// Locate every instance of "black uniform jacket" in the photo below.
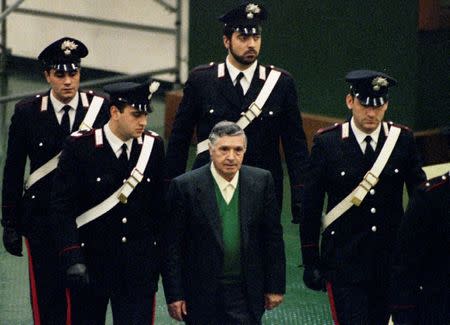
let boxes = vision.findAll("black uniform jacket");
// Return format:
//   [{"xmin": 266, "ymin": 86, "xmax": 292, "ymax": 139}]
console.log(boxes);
[
  {"xmin": 165, "ymin": 62, "xmax": 308, "ymax": 222},
  {"xmin": 1, "ymin": 90, "xmax": 109, "ymax": 235},
  {"xmin": 50, "ymin": 129, "xmax": 165, "ymax": 294},
  {"xmin": 162, "ymin": 164, "xmax": 286, "ymax": 322},
  {"xmin": 391, "ymin": 173, "xmax": 450, "ymax": 320},
  {"xmin": 300, "ymin": 121, "xmax": 426, "ymax": 285}
]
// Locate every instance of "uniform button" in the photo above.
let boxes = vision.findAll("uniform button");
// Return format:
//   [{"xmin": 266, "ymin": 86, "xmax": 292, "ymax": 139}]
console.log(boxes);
[
  {"xmin": 123, "ymin": 179, "xmax": 127, "ymax": 183},
  {"xmin": 31, "ymin": 195, "xmax": 36, "ymax": 199},
  {"xmin": 81, "ymin": 242, "xmax": 85, "ymax": 247},
  {"xmin": 330, "ymin": 230, "xmax": 335, "ymax": 235},
  {"xmin": 340, "ymin": 171, "xmax": 346, "ymax": 176},
  {"xmin": 389, "ymin": 121, "xmax": 394, "ymax": 125},
  {"xmin": 369, "ymin": 189, "xmax": 375, "ymax": 195},
  {"xmin": 370, "ymin": 207, "xmax": 376, "ymax": 214},
  {"xmin": 96, "ymin": 177, "xmax": 101, "ymax": 182},
  {"xmin": 38, "ymin": 142, "xmax": 43, "ymax": 147},
  {"xmin": 419, "ymin": 286, "xmax": 423, "ymax": 290},
  {"xmin": 209, "ymin": 109, "xmax": 214, "ymax": 114},
  {"xmin": 122, "ymin": 217, "xmax": 127, "ymax": 224},
  {"xmin": 371, "ymin": 226, "xmax": 377, "ymax": 232},
  {"xmin": 269, "ymin": 111, "xmax": 274, "ymax": 116},
  {"xmin": 442, "ymin": 175, "xmax": 447, "ymax": 180},
  {"xmin": 425, "ymin": 182, "xmax": 430, "ymax": 187},
  {"xmin": 153, "ymin": 241, "xmax": 157, "ymax": 246},
  {"xmin": 36, "ymin": 94, "xmax": 41, "ymax": 98},
  {"xmin": 146, "ymin": 178, "xmax": 151, "ymax": 182},
  {"xmin": 89, "ymin": 90, "xmax": 93, "ymax": 94},
  {"xmin": 394, "ymin": 168, "xmax": 399, "ymax": 173},
  {"xmin": 121, "ymin": 237, "xmax": 127, "ymax": 243},
  {"xmin": 240, "ymin": 112, "xmax": 245, "ymax": 116}
]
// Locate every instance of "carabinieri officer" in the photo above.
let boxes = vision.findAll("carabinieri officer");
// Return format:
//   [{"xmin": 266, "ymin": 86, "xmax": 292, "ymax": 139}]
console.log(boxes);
[
  {"xmin": 165, "ymin": 2, "xmax": 309, "ymax": 223},
  {"xmin": 1, "ymin": 37, "xmax": 109, "ymax": 325},
  {"xmin": 300, "ymin": 70, "xmax": 426, "ymax": 324},
  {"xmin": 50, "ymin": 81, "xmax": 164, "ymax": 324}
]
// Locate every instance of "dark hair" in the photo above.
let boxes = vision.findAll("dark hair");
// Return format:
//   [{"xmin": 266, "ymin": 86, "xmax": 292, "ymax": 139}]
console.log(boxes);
[{"xmin": 208, "ymin": 121, "xmax": 247, "ymax": 147}]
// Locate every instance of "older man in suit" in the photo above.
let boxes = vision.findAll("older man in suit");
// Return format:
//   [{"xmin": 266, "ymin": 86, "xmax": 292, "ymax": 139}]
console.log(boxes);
[{"xmin": 163, "ymin": 121, "xmax": 286, "ymax": 325}]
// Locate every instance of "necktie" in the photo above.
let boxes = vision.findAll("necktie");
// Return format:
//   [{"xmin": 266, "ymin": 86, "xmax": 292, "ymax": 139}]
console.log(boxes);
[
  {"xmin": 364, "ymin": 135, "xmax": 376, "ymax": 166},
  {"xmin": 235, "ymin": 72, "xmax": 245, "ymax": 99},
  {"xmin": 119, "ymin": 143, "xmax": 129, "ymax": 169},
  {"xmin": 61, "ymin": 105, "xmax": 71, "ymax": 136}
]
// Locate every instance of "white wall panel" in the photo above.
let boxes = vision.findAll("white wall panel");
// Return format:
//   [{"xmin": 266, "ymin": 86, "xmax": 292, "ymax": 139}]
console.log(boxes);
[{"xmin": 5, "ymin": 0, "xmax": 189, "ymax": 81}]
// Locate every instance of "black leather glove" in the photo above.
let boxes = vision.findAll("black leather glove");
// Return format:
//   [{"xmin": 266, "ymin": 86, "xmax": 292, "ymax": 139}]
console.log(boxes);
[
  {"xmin": 303, "ymin": 265, "xmax": 326, "ymax": 291},
  {"xmin": 2, "ymin": 227, "xmax": 23, "ymax": 256},
  {"xmin": 66, "ymin": 263, "xmax": 90, "ymax": 288}
]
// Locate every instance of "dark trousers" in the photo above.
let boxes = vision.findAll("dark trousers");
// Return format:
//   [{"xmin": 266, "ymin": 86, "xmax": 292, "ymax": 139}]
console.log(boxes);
[
  {"xmin": 185, "ymin": 282, "xmax": 260, "ymax": 325},
  {"xmin": 326, "ymin": 282, "xmax": 390, "ymax": 325},
  {"xmin": 25, "ymin": 237, "xmax": 67, "ymax": 325},
  {"xmin": 68, "ymin": 285, "xmax": 155, "ymax": 325}
]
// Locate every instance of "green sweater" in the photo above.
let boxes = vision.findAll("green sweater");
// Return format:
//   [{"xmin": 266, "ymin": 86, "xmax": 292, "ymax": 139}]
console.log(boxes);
[{"xmin": 214, "ymin": 181, "xmax": 241, "ymax": 283}]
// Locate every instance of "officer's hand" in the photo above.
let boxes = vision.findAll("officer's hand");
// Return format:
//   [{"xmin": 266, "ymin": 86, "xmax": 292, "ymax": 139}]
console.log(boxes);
[
  {"xmin": 264, "ymin": 293, "xmax": 283, "ymax": 310},
  {"xmin": 168, "ymin": 300, "xmax": 187, "ymax": 321},
  {"xmin": 303, "ymin": 265, "xmax": 326, "ymax": 291},
  {"xmin": 66, "ymin": 263, "xmax": 89, "ymax": 288},
  {"xmin": 2, "ymin": 227, "xmax": 23, "ymax": 256}
]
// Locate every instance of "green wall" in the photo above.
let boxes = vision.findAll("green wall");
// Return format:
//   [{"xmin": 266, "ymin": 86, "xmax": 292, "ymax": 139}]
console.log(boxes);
[{"xmin": 189, "ymin": 1, "xmax": 448, "ymax": 131}]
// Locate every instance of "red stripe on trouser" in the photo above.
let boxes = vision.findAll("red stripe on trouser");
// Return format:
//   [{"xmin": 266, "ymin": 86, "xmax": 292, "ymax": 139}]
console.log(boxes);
[
  {"xmin": 326, "ymin": 281, "xmax": 340, "ymax": 325},
  {"xmin": 151, "ymin": 293, "xmax": 156, "ymax": 325},
  {"xmin": 65, "ymin": 288, "xmax": 72, "ymax": 325},
  {"xmin": 25, "ymin": 239, "xmax": 41, "ymax": 325}
]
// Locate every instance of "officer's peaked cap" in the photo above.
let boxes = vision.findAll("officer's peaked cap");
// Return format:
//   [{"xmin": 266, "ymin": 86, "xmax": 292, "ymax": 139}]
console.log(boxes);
[
  {"xmin": 38, "ymin": 37, "xmax": 88, "ymax": 72},
  {"xmin": 346, "ymin": 70, "xmax": 397, "ymax": 107},
  {"xmin": 219, "ymin": 2, "xmax": 268, "ymax": 35},
  {"xmin": 103, "ymin": 81, "xmax": 160, "ymax": 113}
]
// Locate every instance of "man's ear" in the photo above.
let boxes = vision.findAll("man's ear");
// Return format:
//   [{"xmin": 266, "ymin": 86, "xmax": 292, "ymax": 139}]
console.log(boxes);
[
  {"xmin": 44, "ymin": 71, "xmax": 51, "ymax": 83},
  {"xmin": 345, "ymin": 94, "xmax": 353, "ymax": 110},
  {"xmin": 110, "ymin": 105, "xmax": 120, "ymax": 119},
  {"xmin": 223, "ymin": 35, "xmax": 230, "ymax": 50}
]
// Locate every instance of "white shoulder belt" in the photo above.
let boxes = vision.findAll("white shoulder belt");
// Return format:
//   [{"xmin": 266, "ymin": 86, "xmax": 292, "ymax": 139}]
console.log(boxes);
[
  {"xmin": 76, "ymin": 134, "xmax": 155, "ymax": 228},
  {"xmin": 25, "ymin": 95, "xmax": 104, "ymax": 190},
  {"xmin": 322, "ymin": 125, "xmax": 401, "ymax": 230},
  {"xmin": 196, "ymin": 68, "xmax": 282, "ymax": 155}
]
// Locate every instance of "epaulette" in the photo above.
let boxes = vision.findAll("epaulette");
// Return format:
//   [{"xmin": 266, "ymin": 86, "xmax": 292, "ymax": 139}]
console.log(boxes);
[
  {"xmin": 421, "ymin": 173, "xmax": 449, "ymax": 192},
  {"xmin": 191, "ymin": 62, "xmax": 216, "ymax": 73},
  {"xmin": 144, "ymin": 130, "xmax": 160, "ymax": 138},
  {"xmin": 316, "ymin": 123, "xmax": 341, "ymax": 135},
  {"xmin": 70, "ymin": 129, "xmax": 95, "ymax": 138},
  {"xmin": 386, "ymin": 121, "xmax": 411, "ymax": 131},
  {"xmin": 265, "ymin": 64, "xmax": 292, "ymax": 77}
]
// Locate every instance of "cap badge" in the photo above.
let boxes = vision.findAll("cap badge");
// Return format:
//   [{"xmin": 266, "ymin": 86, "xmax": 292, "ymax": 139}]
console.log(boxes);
[
  {"xmin": 371, "ymin": 76, "xmax": 388, "ymax": 91},
  {"xmin": 148, "ymin": 81, "xmax": 160, "ymax": 101},
  {"xmin": 246, "ymin": 3, "xmax": 261, "ymax": 19},
  {"xmin": 61, "ymin": 40, "xmax": 78, "ymax": 56}
]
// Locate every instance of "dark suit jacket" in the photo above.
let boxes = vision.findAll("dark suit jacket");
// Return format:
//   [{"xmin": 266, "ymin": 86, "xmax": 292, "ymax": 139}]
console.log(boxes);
[
  {"xmin": 162, "ymin": 164, "xmax": 286, "ymax": 322},
  {"xmin": 50, "ymin": 129, "xmax": 165, "ymax": 294},
  {"xmin": 165, "ymin": 62, "xmax": 308, "ymax": 223},
  {"xmin": 391, "ymin": 173, "xmax": 450, "ymax": 324},
  {"xmin": 300, "ymin": 121, "xmax": 426, "ymax": 285},
  {"xmin": 1, "ymin": 90, "xmax": 109, "ymax": 236}
]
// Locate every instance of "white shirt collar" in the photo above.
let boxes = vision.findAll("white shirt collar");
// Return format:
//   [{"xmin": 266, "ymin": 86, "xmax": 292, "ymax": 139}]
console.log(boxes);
[
  {"xmin": 50, "ymin": 90, "xmax": 79, "ymax": 113},
  {"xmin": 210, "ymin": 162, "xmax": 239, "ymax": 191},
  {"xmin": 103, "ymin": 122, "xmax": 133, "ymax": 158},
  {"xmin": 225, "ymin": 56, "xmax": 258, "ymax": 85},
  {"xmin": 350, "ymin": 117, "xmax": 381, "ymax": 147}
]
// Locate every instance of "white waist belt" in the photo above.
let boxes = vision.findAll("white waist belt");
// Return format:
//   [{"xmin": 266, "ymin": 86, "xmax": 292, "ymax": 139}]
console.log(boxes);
[
  {"xmin": 76, "ymin": 134, "xmax": 155, "ymax": 228},
  {"xmin": 25, "ymin": 96, "xmax": 104, "ymax": 190},
  {"xmin": 196, "ymin": 69, "xmax": 282, "ymax": 155},
  {"xmin": 322, "ymin": 126, "xmax": 401, "ymax": 230}
]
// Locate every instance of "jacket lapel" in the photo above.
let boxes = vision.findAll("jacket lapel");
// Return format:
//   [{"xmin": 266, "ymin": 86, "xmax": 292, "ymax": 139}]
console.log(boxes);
[
  {"xmin": 238, "ymin": 167, "xmax": 256, "ymax": 253},
  {"xmin": 196, "ymin": 165, "xmax": 224, "ymax": 250},
  {"xmin": 216, "ymin": 64, "xmax": 244, "ymax": 111},
  {"xmin": 73, "ymin": 92, "xmax": 87, "ymax": 131}
]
